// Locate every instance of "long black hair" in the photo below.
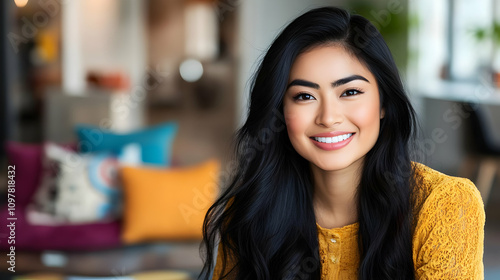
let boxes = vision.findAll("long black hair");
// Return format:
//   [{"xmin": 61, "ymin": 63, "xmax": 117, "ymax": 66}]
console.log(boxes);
[{"xmin": 200, "ymin": 6, "xmax": 418, "ymax": 280}]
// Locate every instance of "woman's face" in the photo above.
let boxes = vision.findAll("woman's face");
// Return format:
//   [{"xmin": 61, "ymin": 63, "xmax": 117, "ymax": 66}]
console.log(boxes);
[{"xmin": 283, "ymin": 44, "xmax": 384, "ymax": 172}]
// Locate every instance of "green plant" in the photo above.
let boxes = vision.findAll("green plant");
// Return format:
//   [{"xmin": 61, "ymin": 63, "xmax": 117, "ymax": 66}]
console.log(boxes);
[{"xmin": 472, "ymin": 22, "xmax": 500, "ymax": 45}]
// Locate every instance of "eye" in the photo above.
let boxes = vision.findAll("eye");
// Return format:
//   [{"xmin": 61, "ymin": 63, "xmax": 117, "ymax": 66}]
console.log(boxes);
[
  {"xmin": 341, "ymin": 89, "xmax": 364, "ymax": 97},
  {"xmin": 293, "ymin": 93, "xmax": 316, "ymax": 101}
]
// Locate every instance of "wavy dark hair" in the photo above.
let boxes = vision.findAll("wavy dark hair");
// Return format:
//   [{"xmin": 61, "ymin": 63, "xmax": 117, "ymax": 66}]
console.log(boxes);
[{"xmin": 200, "ymin": 6, "xmax": 418, "ymax": 280}]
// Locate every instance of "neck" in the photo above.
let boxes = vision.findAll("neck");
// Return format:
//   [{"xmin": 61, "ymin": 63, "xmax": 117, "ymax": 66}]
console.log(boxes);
[{"xmin": 311, "ymin": 161, "xmax": 362, "ymax": 229}]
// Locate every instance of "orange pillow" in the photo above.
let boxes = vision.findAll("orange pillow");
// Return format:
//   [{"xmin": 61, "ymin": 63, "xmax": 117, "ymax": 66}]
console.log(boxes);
[{"xmin": 120, "ymin": 160, "xmax": 220, "ymax": 243}]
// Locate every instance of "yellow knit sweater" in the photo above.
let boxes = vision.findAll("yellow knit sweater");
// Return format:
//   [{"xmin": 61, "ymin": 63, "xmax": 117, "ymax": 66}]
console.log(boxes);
[{"xmin": 212, "ymin": 162, "xmax": 485, "ymax": 279}]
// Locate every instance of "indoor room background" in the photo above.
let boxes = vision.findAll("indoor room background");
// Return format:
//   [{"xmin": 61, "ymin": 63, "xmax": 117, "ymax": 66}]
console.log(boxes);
[{"xmin": 0, "ymin": 0, "xmax": 499, "ymax": 279}]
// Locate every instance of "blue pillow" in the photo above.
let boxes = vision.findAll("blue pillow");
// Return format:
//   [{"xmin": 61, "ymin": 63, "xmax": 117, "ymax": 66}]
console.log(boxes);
[{"xmin": 75, "ymin": 122, "xmax": 178, "ymax": 166}]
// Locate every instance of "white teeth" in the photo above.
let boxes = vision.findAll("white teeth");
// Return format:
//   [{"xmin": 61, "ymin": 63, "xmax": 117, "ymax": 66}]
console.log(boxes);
[{"xmin": 314, "ymin": 133, "xmax": 353, "ymax": 144}]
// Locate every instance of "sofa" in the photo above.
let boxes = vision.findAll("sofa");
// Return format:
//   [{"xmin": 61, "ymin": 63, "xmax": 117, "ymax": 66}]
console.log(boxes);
[{"xmin": 1, "ymin": 122, "xmax": 220, "ymax": 277}]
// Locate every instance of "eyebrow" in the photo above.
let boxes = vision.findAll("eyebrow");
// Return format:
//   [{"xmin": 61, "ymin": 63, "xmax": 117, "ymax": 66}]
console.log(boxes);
[{"xmin": 287, "ymin": 74, "xmax": 370, "ymax": 89}]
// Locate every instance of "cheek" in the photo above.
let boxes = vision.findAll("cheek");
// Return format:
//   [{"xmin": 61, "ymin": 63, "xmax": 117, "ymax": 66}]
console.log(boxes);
[
  {"xmin": 284, "ymin": 106, "xmax": 311, "ymax": 138},
  {"xmin": 350, "ymin": 100, "xmax": 381, "ymax": 134},
  {"xmin": 284, "ymin": 112, "xmax": 302, "ymax": 137},
  {"xmin": 284, "ymin": 109, "xmax": 311, "ymax": 156}
]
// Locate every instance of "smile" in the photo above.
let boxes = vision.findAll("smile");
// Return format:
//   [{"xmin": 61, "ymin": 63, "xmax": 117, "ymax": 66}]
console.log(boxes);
[
  {"xmin": 312, "ymin": 133, "xmax": 353, "ymax": 143},
  {"xmin": 310, "ymin": 132, "xmax": 355, "ymax": 151}
]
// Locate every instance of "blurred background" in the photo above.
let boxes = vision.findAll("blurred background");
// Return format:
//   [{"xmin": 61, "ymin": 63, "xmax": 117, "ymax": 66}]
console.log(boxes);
[{"xmin": 0, "ymin": 0, "xmax": 499, "ymax": 279}]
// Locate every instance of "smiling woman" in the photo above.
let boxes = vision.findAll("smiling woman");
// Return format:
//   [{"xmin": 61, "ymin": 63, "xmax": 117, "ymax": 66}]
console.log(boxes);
[
  {"xmin": 200, "ymin": 6, "xmax": 485, "ymax": 280},
  {"xmin": 284, "ymin": 45, "xmax": 383, "ymax": 231}
]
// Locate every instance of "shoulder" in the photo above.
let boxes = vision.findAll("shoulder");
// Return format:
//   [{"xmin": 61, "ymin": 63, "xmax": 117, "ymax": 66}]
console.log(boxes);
[
  {"xmin": 410, "ymin": 162, "xmax": 485, "ymax": 234},
  {"xmin": 411, "ymin": 162, "xmax": 486, "ymax": 278},
  {"xmin": 411, "ymin": 162, "xmax": 484, "ymax": 218},
  {"xmin": 411, "ymin": 162, "xmax": 485, "ymax": 239}
]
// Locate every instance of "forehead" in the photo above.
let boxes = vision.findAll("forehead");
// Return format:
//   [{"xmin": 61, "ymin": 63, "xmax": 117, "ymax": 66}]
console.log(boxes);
[{"xmin": 288, "ymin": 45, "xmax": 374, "ymax": 81}]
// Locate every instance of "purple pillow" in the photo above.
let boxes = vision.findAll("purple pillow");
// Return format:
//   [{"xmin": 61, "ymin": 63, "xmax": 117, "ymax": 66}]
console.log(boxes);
[{"xmin": 5, "ymin": 142, "xmax": 44, "ymax": 207}]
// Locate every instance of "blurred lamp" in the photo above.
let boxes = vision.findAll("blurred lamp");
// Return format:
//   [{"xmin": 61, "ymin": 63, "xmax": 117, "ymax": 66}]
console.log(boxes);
[
  {"xmin": 14, "ymin": 0, "xmax": 28, "ymax": 7},
  {"xmin": 179, "ymin": 59, "xmax": 203, "ymax": 82}
]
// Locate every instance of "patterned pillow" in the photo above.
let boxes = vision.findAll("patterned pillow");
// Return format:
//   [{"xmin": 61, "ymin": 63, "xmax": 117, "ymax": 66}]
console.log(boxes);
[{"xmin": 28, "ymin": 143, "xmax": 121, "ymax": 224}]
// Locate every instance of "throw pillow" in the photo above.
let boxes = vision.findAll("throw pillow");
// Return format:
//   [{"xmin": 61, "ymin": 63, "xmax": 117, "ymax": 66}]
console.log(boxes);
[
  {"xmin": 120, "ymin": 159, "xmax": 220, "ymax": 243},
  {"xmin": 75, "ymin": 122, "xmax": 178, "ymax": 166},
  {"xmin": 29, "ymin": 143, "xmax": 121, "ymax": 224},
  {"xmin": 5, "ymin": 142, "xmax": 44, "ymax": 207}
]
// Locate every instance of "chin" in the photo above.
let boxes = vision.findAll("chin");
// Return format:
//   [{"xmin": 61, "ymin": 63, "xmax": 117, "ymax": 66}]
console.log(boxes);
[{"xmin": 311, "ymin": 158, "xmax": 361, "ymax": 172}]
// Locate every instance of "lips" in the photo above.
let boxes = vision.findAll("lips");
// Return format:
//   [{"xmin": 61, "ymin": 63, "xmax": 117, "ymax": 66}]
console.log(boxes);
[{"xmin": 310, "ymin": 132, "xmax": 355, "ymax": 151}]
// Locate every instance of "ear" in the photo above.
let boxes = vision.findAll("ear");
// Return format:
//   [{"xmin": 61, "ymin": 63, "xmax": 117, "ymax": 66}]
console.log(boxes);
[{"xmin": 380, "ymin": 108, "xmax": 385, "ymax": 119}]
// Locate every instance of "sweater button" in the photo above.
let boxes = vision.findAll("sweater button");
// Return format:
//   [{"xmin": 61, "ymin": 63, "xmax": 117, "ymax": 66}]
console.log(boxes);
[
  {"xmin": 330, "ymin": 238, "xmax": 337, "ymax": 243},
  {"xmin": 330, "ymin": 256, "xmax": 337, "ymax": 263}
]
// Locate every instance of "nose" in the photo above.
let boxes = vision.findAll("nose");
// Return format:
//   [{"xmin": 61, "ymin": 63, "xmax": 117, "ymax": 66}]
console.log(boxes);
[{"xmin": 315, "ymin": 99, "xmax": 343, "ymax": 127}]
